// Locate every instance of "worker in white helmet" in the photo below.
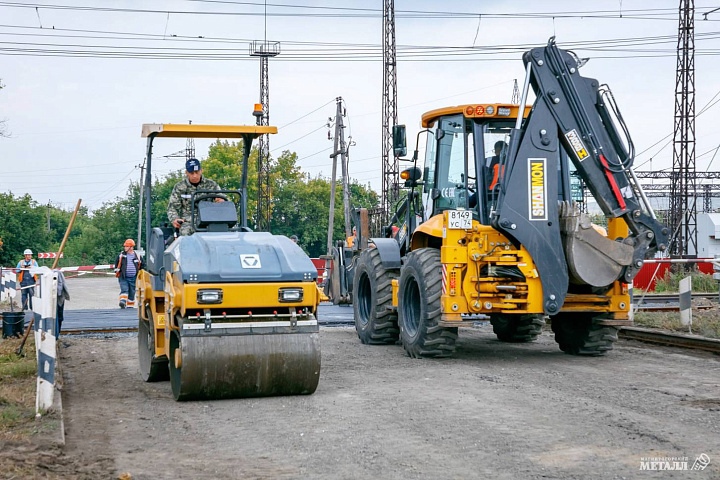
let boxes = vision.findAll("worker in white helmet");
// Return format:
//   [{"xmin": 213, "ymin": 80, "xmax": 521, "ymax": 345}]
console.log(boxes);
[{"xmin": 15, "ymin": 249, "xmax": 39, "ymax": 310}]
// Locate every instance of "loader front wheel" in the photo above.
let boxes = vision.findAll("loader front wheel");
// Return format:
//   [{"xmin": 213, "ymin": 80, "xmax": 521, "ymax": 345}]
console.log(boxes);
[
  {"xmin": 491, "ymin": 314, "xmax": 545, "ymax": 343},
  {"xmin": 398, "ymin": 249, "xmax": 458, "ymax": 358},
  {"xmin": 353, "ymin": 248, "xmax": 399, "ymax": 344},
  {"xmin": 551, "ymin": 313, "xmax": 619, "ymax": 356}
]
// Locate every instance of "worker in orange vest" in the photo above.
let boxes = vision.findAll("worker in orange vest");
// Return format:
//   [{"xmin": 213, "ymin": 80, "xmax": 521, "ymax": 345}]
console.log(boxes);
[
  {"xmin": 15, "ymin": 249, "xmax": 38, "ymax": 310},
  {"xmin": 486, "ymin": 140, "xmax": 507, "ymax": 191},
  {"xmin": 114, "ymin": 239, "xmax": 143, "ymax": 309}
]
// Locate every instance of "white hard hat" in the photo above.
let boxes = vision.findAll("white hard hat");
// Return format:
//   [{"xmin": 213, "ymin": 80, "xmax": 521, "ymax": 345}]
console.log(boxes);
[{"xmin": 23, "ymin": 249, "xmax": 33, "ymax": 255}]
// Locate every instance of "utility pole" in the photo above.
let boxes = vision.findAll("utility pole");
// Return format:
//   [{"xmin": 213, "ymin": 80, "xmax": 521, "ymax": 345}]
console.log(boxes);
[
  {"xmin": 381, "ymin": 0, "xmax": 399, "ymax": 223},
  {"xmin": 136, "ymin": 161, "xmax": 145, "ymax": 252},
  {"xmin": 332, "ymin": 98, "xmax": 352, "ymax": 238}
]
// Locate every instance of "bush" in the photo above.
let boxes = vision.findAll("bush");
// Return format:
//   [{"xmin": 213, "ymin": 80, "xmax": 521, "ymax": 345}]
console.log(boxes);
[{"xmin": 653, "ymin": 271, "xmax": 719, "ymax": 293}]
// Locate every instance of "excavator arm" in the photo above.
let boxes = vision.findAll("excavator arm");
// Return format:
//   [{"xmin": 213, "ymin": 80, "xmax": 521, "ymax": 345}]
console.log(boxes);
[{"xmin": 492, "ymin": 37, "xmax": 669, "ymax": 315}]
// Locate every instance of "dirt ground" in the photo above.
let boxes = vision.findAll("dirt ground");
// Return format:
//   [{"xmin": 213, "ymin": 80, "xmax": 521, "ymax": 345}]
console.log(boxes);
[{"xmin": 4, "ymin": 276, "xmax": 720, "ymax": 479}]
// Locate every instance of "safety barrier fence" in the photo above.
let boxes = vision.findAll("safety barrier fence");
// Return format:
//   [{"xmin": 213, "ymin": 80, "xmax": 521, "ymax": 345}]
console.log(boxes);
[{"xmin": 0, "ymin": 266, "xmax": 59, "ymax": 414}]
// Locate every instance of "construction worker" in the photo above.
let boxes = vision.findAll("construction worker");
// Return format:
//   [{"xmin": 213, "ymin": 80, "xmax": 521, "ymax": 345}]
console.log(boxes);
[
  {"xmin": 486, "ymin": 140, "xmax": 507, "ymax": 191},
  {"xmin": 167, "ymin": 158, "xmax": 224, "ymax": 236},
  {"xmin": 346, "ymin": 226, "xmax": 357, "ymax": 248},
  {"xmin": 15, "ymin": 249, "xmax": 38, "ymax": 310},
  {"xmin": 114, "ymin": 239, "xmax": 142, "ymax": 309}
]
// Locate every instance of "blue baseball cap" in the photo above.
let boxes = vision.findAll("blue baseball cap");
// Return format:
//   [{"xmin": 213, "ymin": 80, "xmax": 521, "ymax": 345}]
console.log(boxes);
[{"xmin": 186, "ymin": 158, "xmax": 201, "ymax": 172}]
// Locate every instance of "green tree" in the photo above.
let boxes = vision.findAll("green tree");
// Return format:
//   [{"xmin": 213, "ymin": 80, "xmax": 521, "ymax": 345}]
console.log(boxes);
[{"xmin": 0, "ymin": 193, "xmax": 52, "ymax": 266}]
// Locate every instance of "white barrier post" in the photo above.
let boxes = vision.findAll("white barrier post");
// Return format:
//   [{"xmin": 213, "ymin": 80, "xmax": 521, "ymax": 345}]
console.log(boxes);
[
  {"xmin": 0, "ymin": 267, "xmax": 18, "ymax": 304},
  {"xmin": 679, "ymin": 276, "xmax": 692, "ymax": 334},
  {"xmin": 33, "ymin": 266, "xmax": 57, "ymax": 414}
]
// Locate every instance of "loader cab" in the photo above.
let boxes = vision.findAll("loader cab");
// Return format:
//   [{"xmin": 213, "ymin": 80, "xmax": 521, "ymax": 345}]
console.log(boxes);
[
  {"xmin": 419, "ymin": 104, "xmax": 584, "ymax": 224},
  {"xmin": 421, "ymin": 107, "xmax": 517, "ymax": 225}
]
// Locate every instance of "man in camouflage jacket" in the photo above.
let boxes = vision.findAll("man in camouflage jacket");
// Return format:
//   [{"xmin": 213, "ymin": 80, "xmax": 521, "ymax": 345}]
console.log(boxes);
[{"xmin": 167, "ymin": 158, "xmax": 223, "ymax": 236}]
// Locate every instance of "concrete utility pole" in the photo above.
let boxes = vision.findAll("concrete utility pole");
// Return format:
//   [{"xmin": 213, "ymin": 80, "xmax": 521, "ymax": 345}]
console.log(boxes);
[
  {"xmin": 136, "ymin": 161, "xmax": 145, "ymax": 252},
  {"xmin": 381, "ymin": 0, "xmax": 399, "ymax": 223},
  {"xmin": 334, "ymin": 98, "xmax": 352, "ymax": 238},
  {"xmin": 324, "ymin": 98, "xmax": 352, "ymax": 279},
  {"xmin": 669, "ymin": 0, "xmax": 696, "ymax": 256}
]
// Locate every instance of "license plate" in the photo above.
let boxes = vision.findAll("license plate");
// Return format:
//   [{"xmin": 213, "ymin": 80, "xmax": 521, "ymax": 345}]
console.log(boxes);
[{"xmin": 448, "ymin": 210, "xmax": 472, "ymax": 229}]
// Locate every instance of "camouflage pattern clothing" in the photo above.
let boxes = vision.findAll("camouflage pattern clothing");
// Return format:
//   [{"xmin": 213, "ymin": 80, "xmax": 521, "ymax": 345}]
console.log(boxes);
[{"xmin": 167, "ymin": 176, "xmax": 222, "ymax": 235}]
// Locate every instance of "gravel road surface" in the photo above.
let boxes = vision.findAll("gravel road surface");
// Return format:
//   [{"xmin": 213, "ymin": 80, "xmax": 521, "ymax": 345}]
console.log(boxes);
[{"xmin": 57, "ymin": 320, "xmax": 720, "ymax": 479}]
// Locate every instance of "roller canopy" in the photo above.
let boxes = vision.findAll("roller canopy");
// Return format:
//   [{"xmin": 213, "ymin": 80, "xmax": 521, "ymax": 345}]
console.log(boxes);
[{"xmin": 141, "ymin": 123, "xmax": 277, "ymax": 138}]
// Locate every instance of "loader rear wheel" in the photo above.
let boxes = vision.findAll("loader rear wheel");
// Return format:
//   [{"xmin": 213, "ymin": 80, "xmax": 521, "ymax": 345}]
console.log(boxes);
[
  {"xmin": 138, "ymin": 308, "xmax": 169, "ymax": 382},
  {"xmin": 551, "ymin": 313, "xmax": 619, "ymax": 356},
  {"xmin": 491, "ymin": 314, "xmax": 545, "ymax": 343},
  {"xmin": 353, "ymin": 248, "xmax": 399, "ymax": 345},
  {"xmin": 398, "ymin": 249, "xmax": 458, "ymax": 358}
]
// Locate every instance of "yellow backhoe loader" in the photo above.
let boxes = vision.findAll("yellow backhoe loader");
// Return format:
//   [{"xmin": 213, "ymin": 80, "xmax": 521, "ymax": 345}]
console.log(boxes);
[{"xmin": 353, "ymin": 38, "xmax": 668, "ymax": 357}]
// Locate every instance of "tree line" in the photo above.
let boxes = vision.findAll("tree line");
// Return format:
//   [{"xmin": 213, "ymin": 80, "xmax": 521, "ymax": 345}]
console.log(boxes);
[{"xmin": 0, "ymin": 140, "xmax": 378, "ymax": 267}]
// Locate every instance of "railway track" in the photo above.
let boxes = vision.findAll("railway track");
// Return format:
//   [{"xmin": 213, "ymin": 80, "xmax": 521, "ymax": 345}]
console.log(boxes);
[
  {"xmin": 619, "ymin": 326, "xmax": 720, "ymax": 354},
  {"xmin": 634, "ymin": 292, "xmax": 719, "ymax": 304}
]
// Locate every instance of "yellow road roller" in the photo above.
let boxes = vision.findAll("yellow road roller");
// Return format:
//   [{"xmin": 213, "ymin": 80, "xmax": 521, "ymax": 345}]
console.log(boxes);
[{"xmin": 136, "ymin": 110, "xmax": 321, "ymax": 401}]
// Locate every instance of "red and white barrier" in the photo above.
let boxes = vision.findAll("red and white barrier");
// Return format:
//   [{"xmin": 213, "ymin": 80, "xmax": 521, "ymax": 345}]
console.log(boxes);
[
  {"xmin": 38, "ymin": 252, "xmax": 64, "ymax": 259},
  {"xmin": 60, "ymin": 265, "xmax": 113, "ymax": 272}
]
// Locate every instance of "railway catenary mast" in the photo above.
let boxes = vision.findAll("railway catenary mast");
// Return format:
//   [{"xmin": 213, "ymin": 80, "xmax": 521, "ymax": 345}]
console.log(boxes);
[
  {"xmin": 669, "ymin": 0, "xmax": 696, "ymax": 256},
  {"xmin": 381, "ymin": 0, "xmax": 399, "ymax": 224}
]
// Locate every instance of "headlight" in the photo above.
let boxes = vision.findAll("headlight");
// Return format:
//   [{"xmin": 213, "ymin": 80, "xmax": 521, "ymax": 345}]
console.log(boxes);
[
  {"xmin": 197, "ymin": 289, "xmax": 223, "ymax": 304},
  {"xmin": 278, "ymin": 288, "xmax": 303, "ymax": 302}
]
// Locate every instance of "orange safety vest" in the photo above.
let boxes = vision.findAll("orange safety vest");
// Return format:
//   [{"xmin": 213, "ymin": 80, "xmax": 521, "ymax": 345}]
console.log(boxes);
[{"xmin": 489, "ymin": 163, "xmax": 505, "ymax": 190}]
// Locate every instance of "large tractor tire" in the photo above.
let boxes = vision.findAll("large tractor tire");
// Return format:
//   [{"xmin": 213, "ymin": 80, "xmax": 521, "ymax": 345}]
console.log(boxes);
[
  {"xmin": 550, "ymin": 313, "xmax": 619, "ymax": 356},
  {"xmin": 490, "ymin": 314, "xmax": 545, "ymax": 343},
  {"xmin": 353, "ymin": 248, "xmax": 399, "ymax": 345},
  {"xmin": 398, "ymin": 248, "xmax": 458, "ymax": 358},
  {"xmin": 138, "ymin": 307, "xmax": 169, "ymax": 382}
]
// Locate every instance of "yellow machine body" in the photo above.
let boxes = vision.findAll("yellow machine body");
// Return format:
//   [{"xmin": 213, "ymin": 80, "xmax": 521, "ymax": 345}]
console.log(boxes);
[{"xmin": 137, "ymin": 122, "xmax": 321, "ymax": 400}]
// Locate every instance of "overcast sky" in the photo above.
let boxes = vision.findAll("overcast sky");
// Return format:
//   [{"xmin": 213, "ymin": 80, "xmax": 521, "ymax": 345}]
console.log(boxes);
[{"xmin": 1, "ymin": 0, "xmax": 719, "ymax": 212}]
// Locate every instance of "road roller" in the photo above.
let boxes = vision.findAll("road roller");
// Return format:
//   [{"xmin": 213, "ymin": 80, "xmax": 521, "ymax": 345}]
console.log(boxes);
[{"xmin": 136, "ymin": 109, "xmax": 321, "ymax": 401}]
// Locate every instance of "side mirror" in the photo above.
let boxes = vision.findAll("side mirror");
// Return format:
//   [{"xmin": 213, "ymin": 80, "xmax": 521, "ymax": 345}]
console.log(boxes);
[
  {"xmin": 392, "ymin": 124, "xmax": 407, "ymax": 157},
  {"xmin": 400, "ymin": 166, "xmax": 422, "ymax": 187}
]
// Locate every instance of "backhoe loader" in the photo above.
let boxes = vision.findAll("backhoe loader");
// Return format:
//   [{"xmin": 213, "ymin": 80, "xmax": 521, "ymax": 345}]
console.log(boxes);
[
  {"xmin": 353, "ymin": 37, "xmax": 668, "ymax": 357},
  {"xmin": 136, "ymin": 107, "xmax": 321, "ymax": 400}
]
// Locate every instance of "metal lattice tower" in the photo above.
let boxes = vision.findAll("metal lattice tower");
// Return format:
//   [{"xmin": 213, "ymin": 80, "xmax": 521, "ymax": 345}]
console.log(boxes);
[
  {"xmin": 250, "ymin": 40, "xmax": 280, "ymax": 232},
  {"xmin": 511, "ymin": 79, "xmax": 519, "ymax": 104},
  {"xmin": 381, "ymin": 0, "xmax": 399, "ymax": 221},
  {"xmin": 669, "ymin": 0, "xmax": 696, "ymax": 256},
  {"xmin": 185, "ymin": 138, "xmax": 195, "ymax": 161}
]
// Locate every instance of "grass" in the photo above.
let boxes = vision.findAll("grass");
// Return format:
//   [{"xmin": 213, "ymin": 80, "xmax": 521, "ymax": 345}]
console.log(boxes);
[
  {"xmin": 0, "ymin": 334, "xmax": 40, "ymax": 440},
  {"xmin": 652, "ymin": 271, "xmax": 719, "ymax": 293},
  {"xmin": 634, "ymin": 310, "xmax": 720, "ymax": 339}
]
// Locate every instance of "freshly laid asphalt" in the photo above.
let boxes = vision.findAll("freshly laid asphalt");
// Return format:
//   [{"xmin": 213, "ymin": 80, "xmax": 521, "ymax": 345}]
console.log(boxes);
[{"xmin": 61, "ymin": 302, "xmax": 355, "ymax": 332}]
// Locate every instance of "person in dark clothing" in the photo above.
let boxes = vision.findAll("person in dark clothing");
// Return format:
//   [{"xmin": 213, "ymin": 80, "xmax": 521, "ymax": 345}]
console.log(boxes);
[
  {"xmin": 55, "ymin": 269, "xmax": 70, "ymax": 336},
  {"xmin": 114, "ymin": 238, "xmax": 142, "ymax": 309},
  {"xmin": 485, "ymin": 140, "xmax": 507, "ymax": 191},
  {"xmin": 470, "ymin": 140, "xmax": 508, "ymax": 209}
]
